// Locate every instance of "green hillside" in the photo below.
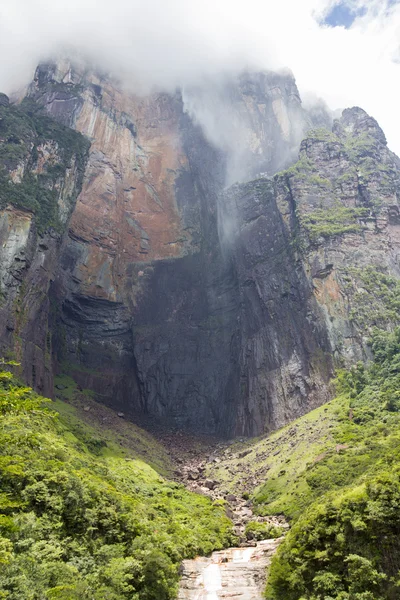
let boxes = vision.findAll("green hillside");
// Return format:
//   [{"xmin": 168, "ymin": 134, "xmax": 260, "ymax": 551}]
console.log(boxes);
[
  {"xmin": 207, "ymin": 328, "xmax": 400, "ymax": 599},
  {"xmin": 264, "ymin": 328, "xmax": 400, "ymax": 599},
  {"xmin": 3, "ymin": 329, "xmax": 400, "ymax": 600},
  {"xmin": 0, "ymin": 370, "xmax": 235, "ymax": 600}
]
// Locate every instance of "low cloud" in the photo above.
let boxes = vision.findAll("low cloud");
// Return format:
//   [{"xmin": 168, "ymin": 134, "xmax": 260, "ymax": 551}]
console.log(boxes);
[{"xmin": 1, "ymin": 0, "xmax": 400, "ymax": 153}]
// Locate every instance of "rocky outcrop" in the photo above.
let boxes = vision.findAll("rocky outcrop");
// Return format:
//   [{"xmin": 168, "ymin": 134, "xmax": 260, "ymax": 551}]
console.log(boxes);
[
  {"xmin": 183, "ymin": 69, "xmax": 313, "ymax": 183},
  {"xmin": 1, "ymin": 59, "xmax": 399, "ymax": 438},
  {"xmin": 274, "ymin": 108, "xmax": 400, "ymax": 363},
  {"xmin": 220, "ymin": 179, "xmax": 333, "ymax": 433},
  {"xmin": 27, "ymin": 60, "xmax": 234, "ymax": 423},
  {"xmin": 178, "ymin": 539, "xmax": 281, "ymax": 599},
  {"xmin": 0, "ymin": 97, "xmax": 89, "ymax": 392},
  {"xmin": 21, "ymin": 59, "xmax": 329, "ymax": 435}
]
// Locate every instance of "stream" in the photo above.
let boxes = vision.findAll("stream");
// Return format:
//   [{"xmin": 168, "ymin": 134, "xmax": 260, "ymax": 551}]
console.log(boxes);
[{"xmin": 178, "ymin": 538, "xmax": 282, "ymax": 599}]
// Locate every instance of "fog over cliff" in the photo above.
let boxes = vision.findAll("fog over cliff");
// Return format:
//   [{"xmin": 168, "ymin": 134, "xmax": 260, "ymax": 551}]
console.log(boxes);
[{"xmin": 1, "ymin": 0, "xmax": 400, "ymax": 154}]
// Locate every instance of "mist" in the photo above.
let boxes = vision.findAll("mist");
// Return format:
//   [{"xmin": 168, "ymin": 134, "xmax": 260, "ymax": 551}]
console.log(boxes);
[{"xmin": 1, "ymin": 0, "xmax": 400, "ymax": 154}]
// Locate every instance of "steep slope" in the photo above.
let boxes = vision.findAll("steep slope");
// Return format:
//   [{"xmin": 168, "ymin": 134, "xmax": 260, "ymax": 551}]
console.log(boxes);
[
  {"xmin": 169, "ymin": 325, "xmax": 400, "ymax": 597},
  {"xmin": 275, "ymin": 109, "xmax": 400, "ymax": 362},
  {"xmin": 21, "ymin": 59, "xmax": 326, "ymax": 436},
  {"xmin": 264, "ymin": 328, "xmax": 400, "ymax": 600},
  {"xmin": 204, "ymin": 328, "xmax": 400, "ymax": 599},
  {"xmin": 1, "ymin": 60, "xmax": 400, "ymax": 438},
  {"xmin": 0, "ymin": 370, "xmax": 235, "ymax": 599},
  {"xmin": 219, "ymin": 178, "xmax": 333, "ymax": 433},
  {"xmin": 0, "ymin": 95, "xmax": 89, "ymax": 395}
]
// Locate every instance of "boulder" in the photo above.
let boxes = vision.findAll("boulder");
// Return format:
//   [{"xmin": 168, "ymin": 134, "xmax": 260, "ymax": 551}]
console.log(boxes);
[
  {"xmin": 204, "ymin": 480, "xmax": 217, "ymax": 490},
  {"xmin": 226, "ymin": 494, "xmax": 237, "ymax": 502}
]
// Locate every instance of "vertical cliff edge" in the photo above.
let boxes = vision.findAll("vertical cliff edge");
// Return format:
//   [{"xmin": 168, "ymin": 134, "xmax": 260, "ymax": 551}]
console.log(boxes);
[
  {"xmin": 0, "ymin": 91, "xmax": 89, "ymax": 393},
  {"xmin": 0, "ymin": 60, "xmax": 399, "ymax": 436}
]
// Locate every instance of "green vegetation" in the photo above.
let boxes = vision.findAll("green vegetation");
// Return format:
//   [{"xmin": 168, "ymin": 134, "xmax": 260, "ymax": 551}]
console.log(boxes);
[
  {"xmin": 307, "ymin": 175, "xmax": 332, "ymax": 188},
  {"xmin": 207, "ymin": 400, "xmax": 340, "ymax": 519},
  {"xmin": 278, "ymin": 154, "xmax": 315, "ymax": 180},
  {"xmin": 299, "ymin": 203, "xmax": 368, "ymax": 243},
  {"xmin": 0, "ymin": 372, "xmax": 235, "ymax": 599},
  {"xmin": 264, "ymin": 328, "xmax": 400, "ymax": 599},
  {"xmin": 206, "ymin": 324, "xmax": 400, "ymax": 598},
  {"xmin": 346, "ymin": 266, "xmax": 400, "ymax": 332},
  {"xmin": 344, "ymin": 132, "xmax": 379, "ymax": 162},
  {"xmin": 244, "ymin": 521, "xmax": 282, "ymax": 541},
  {"xmin": 306, "ymin": 128, "xmax": 340, "ymax": 144},
  {"xmin": 336, "ymin": 170, "xmax": 357, "ymax": 185},
  {"xmin": 274, "ymin": 118, "xmax": 398, "ymax": 253},
  {"xmin": 277, "ymin": 129, "xmax": 339, "ymax": 182},
  {"xmin": 0, "ymin": 98, "xmax": 89, "ymax": 233},
  {"xmin": 340, "ymin": 132, "xmax": 396, "ymax": 198},
  {"xmin": 53, "ymin": 373, "xmax": 173, "ymax": 475}
]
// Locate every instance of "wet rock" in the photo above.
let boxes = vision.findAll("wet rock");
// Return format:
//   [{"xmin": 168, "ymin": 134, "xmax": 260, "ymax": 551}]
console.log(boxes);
[
  {"xmin": 204, "ymin": 480, "xmax": 218, "ymax": 490},
  {"xmin": 178, "ymin": 538, "xmax": 283, "ymax": 599},
  {"xmin": 21, "ymin": 61, "xmax": 334, "ymax": 438},
  {"xmin": 238, "ymin": 449, "xmax": 252, "ymax": 459},
  {"xmin": 225, "ymin": 494, "xmax": 237, "ymax": 503},
  {"xmin": 4, "ymin": 60, "xmax": 400, "ymax": 443}
]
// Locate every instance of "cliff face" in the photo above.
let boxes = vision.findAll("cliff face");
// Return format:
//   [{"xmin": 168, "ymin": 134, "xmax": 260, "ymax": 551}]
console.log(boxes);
[
  {"xmin": 220, "ymin": 180, "xmax": 333, "ymax": 434},
  {"xmin": 274, "ymin": 109, "xmax": 400, "ymax": 363},
  {"xmin": 182, "ymin": 69, "xmax": 312, "ymax": 183},
  {"xmin": 1, "ymin": 60, "xmax": 399, "ymax": 436},
  {"xmin": 22, "ymin": 60, "xmax": 323, "ymax": 435},
  {"xmin": 224, "ymin": 108, "xmax": 400, "ymax": 433},
  {"xmin": 0, "ymin": 95, "xmax": 89, "ymax": 393}
]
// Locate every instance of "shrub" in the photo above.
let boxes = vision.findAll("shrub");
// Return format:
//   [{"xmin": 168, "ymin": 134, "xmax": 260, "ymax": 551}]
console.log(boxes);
[
  {"xmin": 265, "ymin": 328, "xmax": 400, "ymax": 600},
  {"xmin": 0, "ymin": 372, "xmax": 235, "ymax": 599},
  {"xmin": 245, "ymin": 521, "xmax": 282, "ymax": 541}
]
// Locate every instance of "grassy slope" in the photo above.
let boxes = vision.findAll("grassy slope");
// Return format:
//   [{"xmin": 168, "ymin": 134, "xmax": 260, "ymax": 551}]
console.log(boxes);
[
  {"xmin": 207, "ymin": 328, "xmax": 400, "ymax": 600},
  {"xmin": 0, "ymin": 372, "xmax": 236, "ymax": 600},
  {"xmin": 207, "ymin": 397, "xmax": 342, "ymax": 520},
  {"xmin": 53, "ymin": 372, "xmax": 174, "ymax": 476}
]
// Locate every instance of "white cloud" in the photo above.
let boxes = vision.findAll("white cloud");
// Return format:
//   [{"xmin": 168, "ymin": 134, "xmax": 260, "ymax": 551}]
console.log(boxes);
[{"xmin": 0, "ymin": 0, "xmax": 400, "ymax": 154}]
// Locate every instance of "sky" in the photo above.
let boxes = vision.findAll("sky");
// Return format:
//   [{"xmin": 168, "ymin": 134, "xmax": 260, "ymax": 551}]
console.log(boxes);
[
  {"xmin": 0, "ymin": 0, "xmax": 400, "ymax": 154},
  {"xmin": 323, "ymin": 1, "xmax": 367, "ymax": 27}
]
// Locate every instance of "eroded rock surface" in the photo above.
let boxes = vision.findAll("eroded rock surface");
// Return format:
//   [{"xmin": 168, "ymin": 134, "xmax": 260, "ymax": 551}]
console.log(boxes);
[
  {"xmin": 274, "ymin": 107, "xmax": 400, "ymax": 363},
  {"xmin": 171, "ymin": 437, "xmax": 288, "ymax": 541},
  {"xmin": 0, "ymin": 99, "xmax": 89, "ymax": 393},
  {"xmin": 23, "ymin": 59, "xmax": 330, "ymax": 435},
  {"xmin": 178, "ymin": 539, "xmax": 281, "ymax": 599},
  {"xmin": 1, "ymin": 59, "xmax": 400, "ymax": 438}
]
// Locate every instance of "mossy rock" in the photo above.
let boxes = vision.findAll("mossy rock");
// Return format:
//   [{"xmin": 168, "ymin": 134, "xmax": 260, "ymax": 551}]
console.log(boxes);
[{"xmin": 0, "ymin": 98, "xmax": 90, "ymax": 233}]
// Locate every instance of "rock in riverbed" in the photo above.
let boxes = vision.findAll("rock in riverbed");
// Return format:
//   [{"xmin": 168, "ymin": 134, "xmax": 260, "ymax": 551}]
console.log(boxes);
[{"xmin": 178, "ymin": 538, "xmax": 282, "ymax": 599}]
